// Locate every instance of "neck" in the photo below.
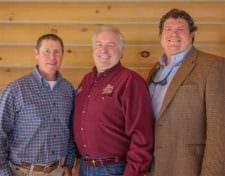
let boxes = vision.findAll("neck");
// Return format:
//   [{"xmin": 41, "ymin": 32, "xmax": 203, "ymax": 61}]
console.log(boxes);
[
  {"xmin": 165, "ymin": 56, "xmax": 171, "ymax": 66},
  {"xmin": 44, "ymin": 75, "xmax": 56, "ymax": 81},
  {"xmin": 39, "ymin": 70, "xmax": 56, "ymax": 81}
]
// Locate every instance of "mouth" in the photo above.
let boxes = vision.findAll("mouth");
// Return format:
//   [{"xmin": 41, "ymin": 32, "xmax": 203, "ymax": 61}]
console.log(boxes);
[
  {"xmin": 168, "ymin": 39, "xmax": 181, "ymax": 42},
  {"xmin": 98, "ymin": 54, "xmax": 111, "ymax": 60},
  {"xmin": 47, "ymin": 63, "xmax": 57, "ymax": 67},
  {"xmin": 167, "ymin": 39, "xmax": 181, "ymax": 47}
]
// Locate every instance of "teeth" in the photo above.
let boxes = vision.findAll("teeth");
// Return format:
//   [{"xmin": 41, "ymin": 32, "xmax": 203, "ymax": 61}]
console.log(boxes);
[
  {"xmin": 98, "ymin": 55, "xmax": 110, "ymax": 59},
  {"xmin": 168, "ymin": 39, "xmax": 180, "ymax": 42}
]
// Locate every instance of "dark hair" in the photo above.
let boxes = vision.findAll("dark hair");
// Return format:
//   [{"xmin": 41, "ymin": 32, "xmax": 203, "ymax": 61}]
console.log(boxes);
[
  {"xmin": 159, "ymin": 8, "xmax": 198, "ymax": 34},
  {"xmin": 35, "ymin": 33, "xmax": 64, "ymax": 54}
]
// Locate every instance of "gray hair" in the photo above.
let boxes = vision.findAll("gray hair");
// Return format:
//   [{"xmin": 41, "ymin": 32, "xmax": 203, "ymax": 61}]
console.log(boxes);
[{"xmin": 92, "ymin": 25, "xmax": 125, "ymax": 48}]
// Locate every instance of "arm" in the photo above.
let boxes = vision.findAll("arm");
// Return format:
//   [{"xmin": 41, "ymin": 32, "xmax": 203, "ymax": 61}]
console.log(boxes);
[
  {"xmin": 62, "ymin": 135, "xmax": 76, "ymax": 176},
  {"xmin": 122, "ymin": 74, "xmax": 154, "ymax": 176},
  {"xmin": 63, "ymin": 89, "xmax": 77, "ymax": 176},
  {"xmin": 201, "ymin": 58, "xmax": 225, "ymax": 176},
  {"xmin": 0, "ymin": 84, "xmax": 16, "ymax": 176}
]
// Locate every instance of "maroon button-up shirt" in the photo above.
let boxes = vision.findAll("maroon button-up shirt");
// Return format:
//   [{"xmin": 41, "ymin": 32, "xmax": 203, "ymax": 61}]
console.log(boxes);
[{"xmin": 74, "ymin": 63, "xmax": 153, "ymax": 176}]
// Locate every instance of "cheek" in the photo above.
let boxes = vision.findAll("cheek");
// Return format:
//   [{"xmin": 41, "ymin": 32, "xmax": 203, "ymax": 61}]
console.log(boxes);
[
  {"xmin": 182, "ymin": 36, "xmax": 192, "ymax": 46},
  {"xmin": 57, "ymin": 57, "xmax": 63, "ymax": 65},
  {"xmin": 160, "ymin": 38, "xmax": 168, "ymax": 50},
  {"xmin": 160, "ymin": 35, "xmax": 166, "ymax": 44},
  {"xmin": 93, "ymin": 49, "xmax": 100, "ymax": 57}
]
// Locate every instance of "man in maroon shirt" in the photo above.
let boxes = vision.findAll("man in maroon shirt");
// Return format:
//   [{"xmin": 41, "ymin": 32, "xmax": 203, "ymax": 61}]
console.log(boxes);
[{"xmin": 73, "ymin": 25, "xmax": 154, "ymax": 176}]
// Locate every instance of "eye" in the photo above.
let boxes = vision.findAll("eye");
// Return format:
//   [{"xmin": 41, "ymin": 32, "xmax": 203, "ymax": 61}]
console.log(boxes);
[
  {"xmin": 43, "ymin": 49, "xmax": 51, "ymax": 54},
  {"xmin": 177, "ymin": 28, "xmax": 185, "ymax": 31},
  {"xmin": 53, "ymin": 50, "xmax": 61, "ymax": 55},
  {"xmin": 164, "ymin": 27, "xmax": 172, "ymax": 32},
  {"xmin": 95, "ymin": 42, "xmax": 103, "ymax": 48},
  {"xmin": 106, "ymin": 43, "xmax": 115, "ymax": 48}
]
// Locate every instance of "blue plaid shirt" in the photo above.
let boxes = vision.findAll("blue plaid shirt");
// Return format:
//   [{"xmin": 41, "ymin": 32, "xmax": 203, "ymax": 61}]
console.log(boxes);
[{"xmin": 0, "ymin": 67, "xmax": 76, "ymax": 176}]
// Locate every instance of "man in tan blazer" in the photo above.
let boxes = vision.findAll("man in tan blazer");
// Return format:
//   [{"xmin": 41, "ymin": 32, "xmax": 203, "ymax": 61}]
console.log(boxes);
[{"xmin": 148, "ymin": 9, "xmax": 225, "ymax": 176}]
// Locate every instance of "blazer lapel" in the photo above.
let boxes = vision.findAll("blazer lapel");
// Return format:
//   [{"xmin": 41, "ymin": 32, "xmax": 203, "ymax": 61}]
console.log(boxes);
[{"xmin": 158, "ymin": 48, "xmax": 198, "ymax": 120}]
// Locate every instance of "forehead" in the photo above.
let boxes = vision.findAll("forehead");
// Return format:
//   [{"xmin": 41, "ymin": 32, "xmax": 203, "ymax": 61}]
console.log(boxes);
[
  {"xmin": 164, "ymin": 18, "xmax": 189, "ymax": 27},
  {"xmin": 95, "ymin": 31, "xmax": 119, "ymax": 43},
  {"xmin": 39, "ymin": 39, "xmax": 61, "ymax": 48}
]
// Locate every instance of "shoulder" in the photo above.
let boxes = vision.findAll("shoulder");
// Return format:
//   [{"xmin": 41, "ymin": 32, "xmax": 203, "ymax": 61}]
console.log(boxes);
[
  {"xmin": 188, "ymin": 48, "xmax": 225, "ymax": 74},
  {"xmin": 61, "ymin": 78, "xmax": 75, "ymax": 90},
  {"xmin": 188, "ymin": 48, "xmax": 225, "ymax": 81},
  {"xmin": 195, "ymin": 49, "xmax": 224, "ymax": 65},
  {"xmin": 120, "ymin": 66, "xmax": 147, "ymax": 84},
  {"xmin": 78, "ymin": 71, "xmax": 94, "ymax": 86},
  {"xmin": 2, "ymin": 73, "xmax": 32, "ymax": 92},
  {"xmin": 0, "ymin": 73, "xmax": 32, "ymax": 101},
  {"xmin": 59, "ymin": 78, "xmax": 75, "ymax": 97}
]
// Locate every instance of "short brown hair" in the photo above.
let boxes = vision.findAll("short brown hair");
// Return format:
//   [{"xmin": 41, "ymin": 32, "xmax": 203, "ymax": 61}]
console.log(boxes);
[
  {"xmin": 159, "ymin": 8, "xmax": 198, "ymax": 34},
  {"xmin": 35, "ymin": 33, "xmax": 64, "ymax": 54}
]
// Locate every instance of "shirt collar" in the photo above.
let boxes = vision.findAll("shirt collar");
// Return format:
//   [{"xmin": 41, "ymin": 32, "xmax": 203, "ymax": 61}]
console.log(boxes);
[
  {"xmin": 160, "ymin": 45, "xmax": 193, "ymax": 67},
  {"xmin": 32, "ymin": 65, "xmax": 63, "ymax": 85},
  {"xmin": 92, "ymin": 62, "xmax": 122, "ymax": 78}
]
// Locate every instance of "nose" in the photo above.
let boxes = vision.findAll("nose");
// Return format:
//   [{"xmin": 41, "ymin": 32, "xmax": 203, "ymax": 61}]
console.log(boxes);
[
  {"xmin": 48, "ymin": 52, "xmax": 58, "ymax": 60},
  {"xmin": 100, "ymin": 45, "xmax": 108, "ymax": 53},
  {"xmin": 170, "ymin": 29, "xmax": 179, "ymax": 36}
]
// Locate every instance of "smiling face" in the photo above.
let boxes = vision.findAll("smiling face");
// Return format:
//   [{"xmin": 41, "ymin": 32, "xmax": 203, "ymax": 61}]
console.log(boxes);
[
  {"xmin": 92, "ymin": 30, "xmax": 124, "ymax": 73},
  {"xmin": 35, "ymin": 39, "xmax": 63, "ymax": 80},
  {"xmin": 160, "ymin": 18, "xmax": 194, "ymax": 63}
]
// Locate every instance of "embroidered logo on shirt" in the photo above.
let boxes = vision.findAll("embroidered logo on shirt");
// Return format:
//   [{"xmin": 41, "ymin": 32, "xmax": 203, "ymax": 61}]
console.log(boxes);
[
  {"xmin": 76, "ymin": 87, "xmax": 82, "ymax": 95},
  {"xmin": 102, "ymin": 84, "xmax": 114, "ymax": 94}
]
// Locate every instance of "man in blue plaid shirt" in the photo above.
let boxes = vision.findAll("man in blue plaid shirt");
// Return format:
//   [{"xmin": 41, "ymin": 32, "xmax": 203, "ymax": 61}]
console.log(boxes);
[{"xmin": 0, "ymin": 34, "xmax": 76, "ymax": 176}]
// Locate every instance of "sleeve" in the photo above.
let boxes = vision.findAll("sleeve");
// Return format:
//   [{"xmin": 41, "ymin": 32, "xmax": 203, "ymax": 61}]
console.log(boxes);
[
  {"xmin": 122, "ymin": 73, "xmax": 154, "ymax": 176},
  {"xmin": 63, "ymin": 88, "xmax": 77, "ymax": 168},
  {"xmin": 200, "ymin": 58, "xmax": 225, "ymax": 176},
  {"xmin": 0, "ymin": 84, "xmax": 16, "ymax": 176}
]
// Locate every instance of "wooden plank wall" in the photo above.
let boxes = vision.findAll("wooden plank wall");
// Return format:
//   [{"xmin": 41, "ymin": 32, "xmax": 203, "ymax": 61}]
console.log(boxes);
[
  {"xmin": 0, "ymin": 0, "xmax": 224, "ymax": 175},
  {"xmin": 0, "ymin": 0, "xmax": 225, "ymax": 92}
]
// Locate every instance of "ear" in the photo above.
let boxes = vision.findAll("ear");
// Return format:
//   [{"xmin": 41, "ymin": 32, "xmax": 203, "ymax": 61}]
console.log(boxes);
[
  {"xmin": 159, "ymin": 33, "xmax": 163, "ymax": 44},
  {"xmin": 120, "ymin": 47, "xmax": 124, "ymax": 59},
  {"xmin": 34, "ymin": 48, "xmax": 39, "ymax": 60},
  {"xmin": 190, "ymin": 32, "xmax": 195, "ymax": 43}
]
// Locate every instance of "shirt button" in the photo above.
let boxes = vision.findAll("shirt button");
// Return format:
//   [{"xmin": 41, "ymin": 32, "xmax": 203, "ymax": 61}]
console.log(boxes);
[
  {"xmin": 88, "ymin": 95, "xmax": 91, "ymax": 98},
  {"xmin": 51, "ymin": 151, "xmax": 55, "ymax": 155},
  {"xmin": 83, "ymin": 144, "xmax": 87, "ymax": 148},
  {"xmin": 101, "ymin": 97, "xmax": 105, "ymax": 100},
  {"xmin": 82, "ymin": 110, "xmax": 86, "ymax": 114},
  {"xmin": 81, "ymin": 127, "xmax": 84, "ymax": 131}
]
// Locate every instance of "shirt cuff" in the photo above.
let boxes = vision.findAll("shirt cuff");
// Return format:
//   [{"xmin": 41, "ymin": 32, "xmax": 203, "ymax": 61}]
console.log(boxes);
[
  {"xmin": 63, "ymin": 148, "xmax": 76, "ymax": 168},
  {"xmin": 0, "ymin": 162, "xmax": 13, "ymax": 176}
]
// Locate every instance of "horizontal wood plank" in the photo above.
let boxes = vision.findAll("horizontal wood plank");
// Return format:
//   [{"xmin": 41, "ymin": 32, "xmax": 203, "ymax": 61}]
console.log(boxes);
[
  {"xmin": 1, "ymin": 45, "xmax": 225, "ymax": 68},
  {"xmin": 0, "ymin": 45, "xmax": 159, "ymax": 67},
  {"xmin": 0, "ymin": 24, "xmax": 225, "ymax": 45},
  {"xmin": 0, "ymin": 2, "xmax": 224, "ymax": 23},
  {"xmin": 0, "ymin": 67, "xmax": 89, "ymax": 90},
  {"xmin": 0, "ymin": 67, "xmax": 152, "ymax": 91},
  {"xmin": 0, "ymin": 0, "xmax": 221, "ymax": 2}
]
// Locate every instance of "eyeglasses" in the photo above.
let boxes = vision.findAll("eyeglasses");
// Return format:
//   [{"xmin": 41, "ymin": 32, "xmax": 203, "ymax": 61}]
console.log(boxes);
[{"xmin": 150, "ymin": 65, "xmax": 173, "ymax": 86}]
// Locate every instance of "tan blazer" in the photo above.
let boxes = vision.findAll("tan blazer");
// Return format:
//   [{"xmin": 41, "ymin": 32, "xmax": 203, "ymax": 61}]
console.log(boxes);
[{"xmin": 150, "ymin": 47, "xmax": 225, "ymax": 176}]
